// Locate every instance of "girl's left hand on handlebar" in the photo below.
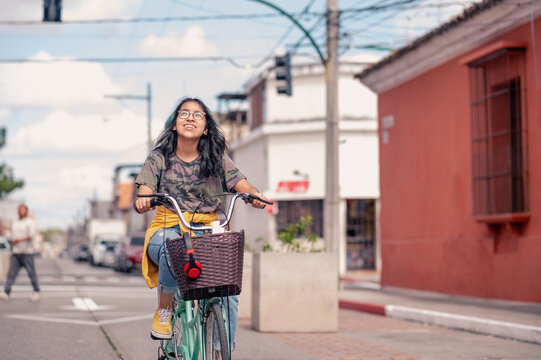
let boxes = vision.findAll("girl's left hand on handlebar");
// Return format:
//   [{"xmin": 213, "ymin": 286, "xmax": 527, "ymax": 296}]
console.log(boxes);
[{"xmin": 250, "ymin": 192, "xmax": 270, "ymax": 209}]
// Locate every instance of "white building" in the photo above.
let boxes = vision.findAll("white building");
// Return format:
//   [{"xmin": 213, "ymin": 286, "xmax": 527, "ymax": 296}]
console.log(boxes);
[{"xmin": 228, "ymin": 56, "xmax": 381, "ymax": 275}]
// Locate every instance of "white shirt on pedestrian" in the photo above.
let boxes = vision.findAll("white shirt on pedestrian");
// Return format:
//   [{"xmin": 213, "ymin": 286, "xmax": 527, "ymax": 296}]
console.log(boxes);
[{"xmin": 11, "ymin": 217, "xmax": 37, "ymax": 254}]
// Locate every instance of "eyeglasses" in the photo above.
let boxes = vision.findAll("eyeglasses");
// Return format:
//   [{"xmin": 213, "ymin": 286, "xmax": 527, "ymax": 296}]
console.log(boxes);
[{"xmin": 178, "ymin": 110, "xmax": 205, "ymax": 121}]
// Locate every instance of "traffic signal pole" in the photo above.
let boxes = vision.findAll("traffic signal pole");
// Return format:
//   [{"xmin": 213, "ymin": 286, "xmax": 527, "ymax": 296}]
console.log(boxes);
[{"xmin": 248, "ymin": 0, "xmax": 340, "ymax": 254}]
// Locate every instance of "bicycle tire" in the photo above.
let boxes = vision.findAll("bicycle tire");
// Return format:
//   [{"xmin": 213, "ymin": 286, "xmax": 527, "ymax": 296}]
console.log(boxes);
[{"xmin": 204, "ymin": 302, "xmax": 230, "ymax": 360}]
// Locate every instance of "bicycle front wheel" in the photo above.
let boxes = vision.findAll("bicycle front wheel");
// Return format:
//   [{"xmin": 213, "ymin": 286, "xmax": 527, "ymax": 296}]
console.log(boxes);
[{"xmin": 204, "ymin": 302, "xmax": 230, "ymax": 360}]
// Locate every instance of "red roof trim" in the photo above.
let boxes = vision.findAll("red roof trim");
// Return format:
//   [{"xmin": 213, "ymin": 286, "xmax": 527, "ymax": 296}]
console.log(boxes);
[{"xmin": 459, "ymin": 40, "xmax": 528, "ymax": 65}]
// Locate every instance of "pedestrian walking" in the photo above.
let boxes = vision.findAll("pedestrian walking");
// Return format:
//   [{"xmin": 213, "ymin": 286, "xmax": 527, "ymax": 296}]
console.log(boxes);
[{"xmin": 0, "ymin": 204, "xmax": 41, "ymax": 302}]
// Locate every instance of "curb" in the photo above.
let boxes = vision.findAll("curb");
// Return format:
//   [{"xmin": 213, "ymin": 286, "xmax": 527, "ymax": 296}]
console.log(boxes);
[
  {"xmin": 338, "ymin": 299, "xmax": 385, "ymax": 316},
  {"xmin": 338, "ymin": 299, "xmax": 541, "ymax": 345}
]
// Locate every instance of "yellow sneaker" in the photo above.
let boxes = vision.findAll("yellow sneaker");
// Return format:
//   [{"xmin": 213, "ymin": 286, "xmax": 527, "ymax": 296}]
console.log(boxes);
[{"xmin": 151, "ymin": 308, "xmax": 172, "ymax": 340}]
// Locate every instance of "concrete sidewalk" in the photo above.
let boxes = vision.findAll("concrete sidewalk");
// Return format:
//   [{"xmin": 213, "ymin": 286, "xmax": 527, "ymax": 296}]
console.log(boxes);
[{"xmin": 338, "ymin": 279, "xmax": 541, "ymax": 345}]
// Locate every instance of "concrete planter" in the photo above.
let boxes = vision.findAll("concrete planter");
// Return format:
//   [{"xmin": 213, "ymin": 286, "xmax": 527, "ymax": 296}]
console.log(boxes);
[
  {"xmin": 238, "ymin": 251, "xmax": 252, "ymax": 319},
  {"xmin": 251, "ymin": 252, "xmax": 338, "ymax": 332}
]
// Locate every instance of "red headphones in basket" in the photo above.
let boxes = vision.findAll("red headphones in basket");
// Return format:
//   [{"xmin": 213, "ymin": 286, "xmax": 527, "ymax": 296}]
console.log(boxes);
[{"xmin": 182, "ymin": 232, "xmax": 202, "ymax": 279}]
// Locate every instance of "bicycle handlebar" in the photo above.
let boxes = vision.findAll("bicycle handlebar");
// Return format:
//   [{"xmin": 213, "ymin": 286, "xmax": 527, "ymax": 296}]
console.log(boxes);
[{"xmin": 137, "ymin": 193, "xmax": 272, "ymax": 232}]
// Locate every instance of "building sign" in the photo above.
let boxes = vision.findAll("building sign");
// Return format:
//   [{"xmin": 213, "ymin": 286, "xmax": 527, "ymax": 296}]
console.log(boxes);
[
  {"xmin": 276, "ymin": 180, "xmax": 309, "ymax": 193},
  {"xmin": 266, "ymin": 202, "xmax": 278, "ymax": 215}
]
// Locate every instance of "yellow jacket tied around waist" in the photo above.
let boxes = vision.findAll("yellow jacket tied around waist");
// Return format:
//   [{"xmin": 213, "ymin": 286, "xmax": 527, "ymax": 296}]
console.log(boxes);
[{"xmin": 142, "ymin": 206, "xmax": 218, "ymax": 289}]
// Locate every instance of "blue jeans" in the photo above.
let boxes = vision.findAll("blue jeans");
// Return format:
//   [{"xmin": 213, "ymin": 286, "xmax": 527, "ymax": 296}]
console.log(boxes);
[{"xmin": 147, "ymin": 224, "xmax": 238, "ymax": 350}]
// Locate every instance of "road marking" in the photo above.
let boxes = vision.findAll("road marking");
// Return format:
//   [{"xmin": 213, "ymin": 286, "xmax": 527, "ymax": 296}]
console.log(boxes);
[
  {"xmin": 61, "ymin": 297, "xmax": 114, "ymax": 311},
  {"xmin": 5, "ymin": 313, "xmax": 153, "ymax": 326},
  {"xmin": 5, "ymin": 314, "xmax": 97, "ymax": 326}
]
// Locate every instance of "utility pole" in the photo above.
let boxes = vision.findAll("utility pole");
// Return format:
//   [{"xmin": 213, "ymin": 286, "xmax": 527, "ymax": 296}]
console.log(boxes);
[
  {"xmin": 324, "ymin": 0, "xmax": 340, "ymax": 253},
  {"xmin": 105, "ymin": 82, "xmax": 153, "ymax": 154},
  {"xmin": 250, "ymin": 0, "xmax": 339, "ymax": 253}
]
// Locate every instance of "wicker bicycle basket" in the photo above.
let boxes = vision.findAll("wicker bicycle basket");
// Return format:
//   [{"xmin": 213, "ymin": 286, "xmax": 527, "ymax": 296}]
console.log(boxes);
[{"xmin": 166, "ymin": 230, "xmax": 245, "ymax": 300}]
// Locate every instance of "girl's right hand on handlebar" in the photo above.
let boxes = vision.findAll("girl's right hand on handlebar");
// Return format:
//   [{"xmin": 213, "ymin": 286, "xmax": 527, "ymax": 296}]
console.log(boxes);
[{"xmin": 134, "ymin": 197, "xmax": 155, "ymax": 214}]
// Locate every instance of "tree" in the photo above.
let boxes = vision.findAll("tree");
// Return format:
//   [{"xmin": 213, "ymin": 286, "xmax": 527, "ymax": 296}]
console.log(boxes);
[{"xmin": 0, "ymin": 127, "xmax": 24, "ymax": 198}]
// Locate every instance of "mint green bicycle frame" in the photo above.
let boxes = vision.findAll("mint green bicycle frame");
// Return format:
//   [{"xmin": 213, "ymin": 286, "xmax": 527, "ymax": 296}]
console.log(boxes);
[{"xmin": 162, "ymin": 292, "xmax": 230, "ymax": 360}]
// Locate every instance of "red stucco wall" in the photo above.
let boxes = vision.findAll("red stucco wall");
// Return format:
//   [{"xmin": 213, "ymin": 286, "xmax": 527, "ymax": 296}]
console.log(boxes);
[{"xmin": 378, "ymin": 18, "xmax": 541, "ymax": 302}]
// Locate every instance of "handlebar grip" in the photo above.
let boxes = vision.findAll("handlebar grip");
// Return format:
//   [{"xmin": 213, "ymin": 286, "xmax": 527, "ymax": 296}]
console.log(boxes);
[
  {"xmin": 244, "ymin": 193, "xmax": 273, "ymax": 205},
  {"xmin": 150, "ymin": 198, "xmax": 159, "ymax": 207}
]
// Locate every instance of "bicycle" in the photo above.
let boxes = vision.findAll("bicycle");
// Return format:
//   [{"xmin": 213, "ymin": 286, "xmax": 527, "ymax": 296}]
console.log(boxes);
[{"xmin": 138, "ymin": 192, "xmax": 272, "ymax": 360}]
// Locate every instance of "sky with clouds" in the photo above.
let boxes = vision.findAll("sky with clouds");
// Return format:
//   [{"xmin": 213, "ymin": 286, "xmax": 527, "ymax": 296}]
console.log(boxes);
[{"xmin": 0, "ymin": 0, "xmax": 477, "ymax": 229}]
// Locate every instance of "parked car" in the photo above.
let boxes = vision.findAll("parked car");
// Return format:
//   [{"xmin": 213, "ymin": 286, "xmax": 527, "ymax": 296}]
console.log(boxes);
[
  {"xmin": 114, "ymin": 233, "xmax": 145, "ymax": 272},
  {"xmin": 91, "ymin": 234, "xmax": 123, "ymax": 266},
  {"xmin": 74, "ymin": 244, "xmax": 89, "ymax": 262},
  {"xmin": 0, "ymin": 236, "xmax": 10, "ymax": 252},
  {"xmin": 103, "ymin": 243, "xmax": 118, "ymax": 268}
]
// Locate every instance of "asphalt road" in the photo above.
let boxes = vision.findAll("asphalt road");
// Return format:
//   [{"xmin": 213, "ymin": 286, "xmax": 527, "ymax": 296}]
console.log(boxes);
[{"xmin": 0, "ymin": 257, "xmax": 539, "ymax": 360}]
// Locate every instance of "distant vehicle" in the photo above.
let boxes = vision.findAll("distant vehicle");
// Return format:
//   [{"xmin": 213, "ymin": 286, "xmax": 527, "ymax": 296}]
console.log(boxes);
[
  {"xmin": 92, "ymin": 236, "xmax": 123, "ymax": 266},
  {"xmin": 74, "ymin": 244, "xmax": 89, "ymax": 261},
  {"xmin": 114, "ymin": 233, "xmax": 145, "ymax": 272},
  {"xmin": 102, "ymin": 243, "xmax": 118, "ymax": 268},
  {"xmin": 86, "ymin": 218, "xmax": 127, "ymax": 266}
]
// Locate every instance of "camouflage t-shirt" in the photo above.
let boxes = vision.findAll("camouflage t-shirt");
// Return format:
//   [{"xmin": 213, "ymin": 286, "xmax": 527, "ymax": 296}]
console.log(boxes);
[{"xmin": 135, "ymin": 150, "xmax": 246, "ymax": 214}]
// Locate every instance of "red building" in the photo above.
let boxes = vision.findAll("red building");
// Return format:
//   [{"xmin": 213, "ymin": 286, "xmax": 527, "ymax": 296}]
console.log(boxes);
[{"xmin": 356, "ymin": 0, "xmax": 541, "ymax": 302}]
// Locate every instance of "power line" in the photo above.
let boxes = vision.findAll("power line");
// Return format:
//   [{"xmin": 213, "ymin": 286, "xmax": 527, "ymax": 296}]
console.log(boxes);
[
  {"xmin": 0, "ymin": 56, "xmax": 251, "ymax": 68},
  {"xmin": 0, "ymin": 12, "xmax": 317, "ymax": 26},
  {"xmin": 0, "ymin": 2, "xmax": 482, "ymax": 26},
  {"xmin": 252, "ymin": 0, "xmax": 318, "ymax": 69}
]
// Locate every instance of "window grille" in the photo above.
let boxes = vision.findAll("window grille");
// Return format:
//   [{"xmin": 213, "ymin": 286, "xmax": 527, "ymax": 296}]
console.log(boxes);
[
  {"xmin": 468, "ymin": 48, "xmax": 529, "ymax": 217},
  {"xmin": 276, "ymin": 200, "xmax": 323, "ymax": 237}
]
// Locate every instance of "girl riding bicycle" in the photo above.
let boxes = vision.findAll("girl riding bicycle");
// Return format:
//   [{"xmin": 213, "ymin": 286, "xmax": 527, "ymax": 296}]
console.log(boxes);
[{"xmin": 134, "ymin": 96, "xmax": 268, "ymax": 348}]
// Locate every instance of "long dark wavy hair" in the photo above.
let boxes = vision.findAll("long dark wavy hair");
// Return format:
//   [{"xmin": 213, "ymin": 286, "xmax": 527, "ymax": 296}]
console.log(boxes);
[{"xmin": 153, "ymin": 97, "xmax": 228, "ymax": 178}]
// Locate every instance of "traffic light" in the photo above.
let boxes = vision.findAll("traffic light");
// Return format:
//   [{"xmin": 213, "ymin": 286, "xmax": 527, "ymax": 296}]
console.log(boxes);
[
  {"xmin": 43, "ymin": 0, "xmax": 62, "ymax": 22},
  {"xmin": 275, "ymin": 53, "xmax": 292, "ymax": 96}
]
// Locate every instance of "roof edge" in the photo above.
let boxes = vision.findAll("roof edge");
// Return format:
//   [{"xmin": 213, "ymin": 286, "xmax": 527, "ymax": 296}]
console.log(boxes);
[{"xmin": 355, "ymin": 0, "xmax": 503, "ymax": 82}]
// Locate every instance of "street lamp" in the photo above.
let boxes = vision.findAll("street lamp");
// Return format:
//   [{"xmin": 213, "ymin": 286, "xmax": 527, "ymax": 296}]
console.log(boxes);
[{"xmin": 104, "ymin": 83, "xmax": 153, "ymax": 154}]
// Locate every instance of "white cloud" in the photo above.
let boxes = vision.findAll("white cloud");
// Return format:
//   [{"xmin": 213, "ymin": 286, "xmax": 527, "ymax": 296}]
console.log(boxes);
[
  {"xmin": 7, "ymin": 108, "xmax": 151, "ymax": 154},
  {"xmin": 7, "ymin": 157, "xmax": 134, "ymax": 229},
  {"xmin": 0, "ymin": 52, "xmax": 121, "ymax": 107},
  {"xmin": 58, "ymin": 164, "xmax": 113, "ymax": 197},
  {"xmin": 139, "ymin": 25, "xmax": 221, "ymax": 57},
  {"xmin": 0, "ymin": 109, "xmax": 8, "ymax": 125}
]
